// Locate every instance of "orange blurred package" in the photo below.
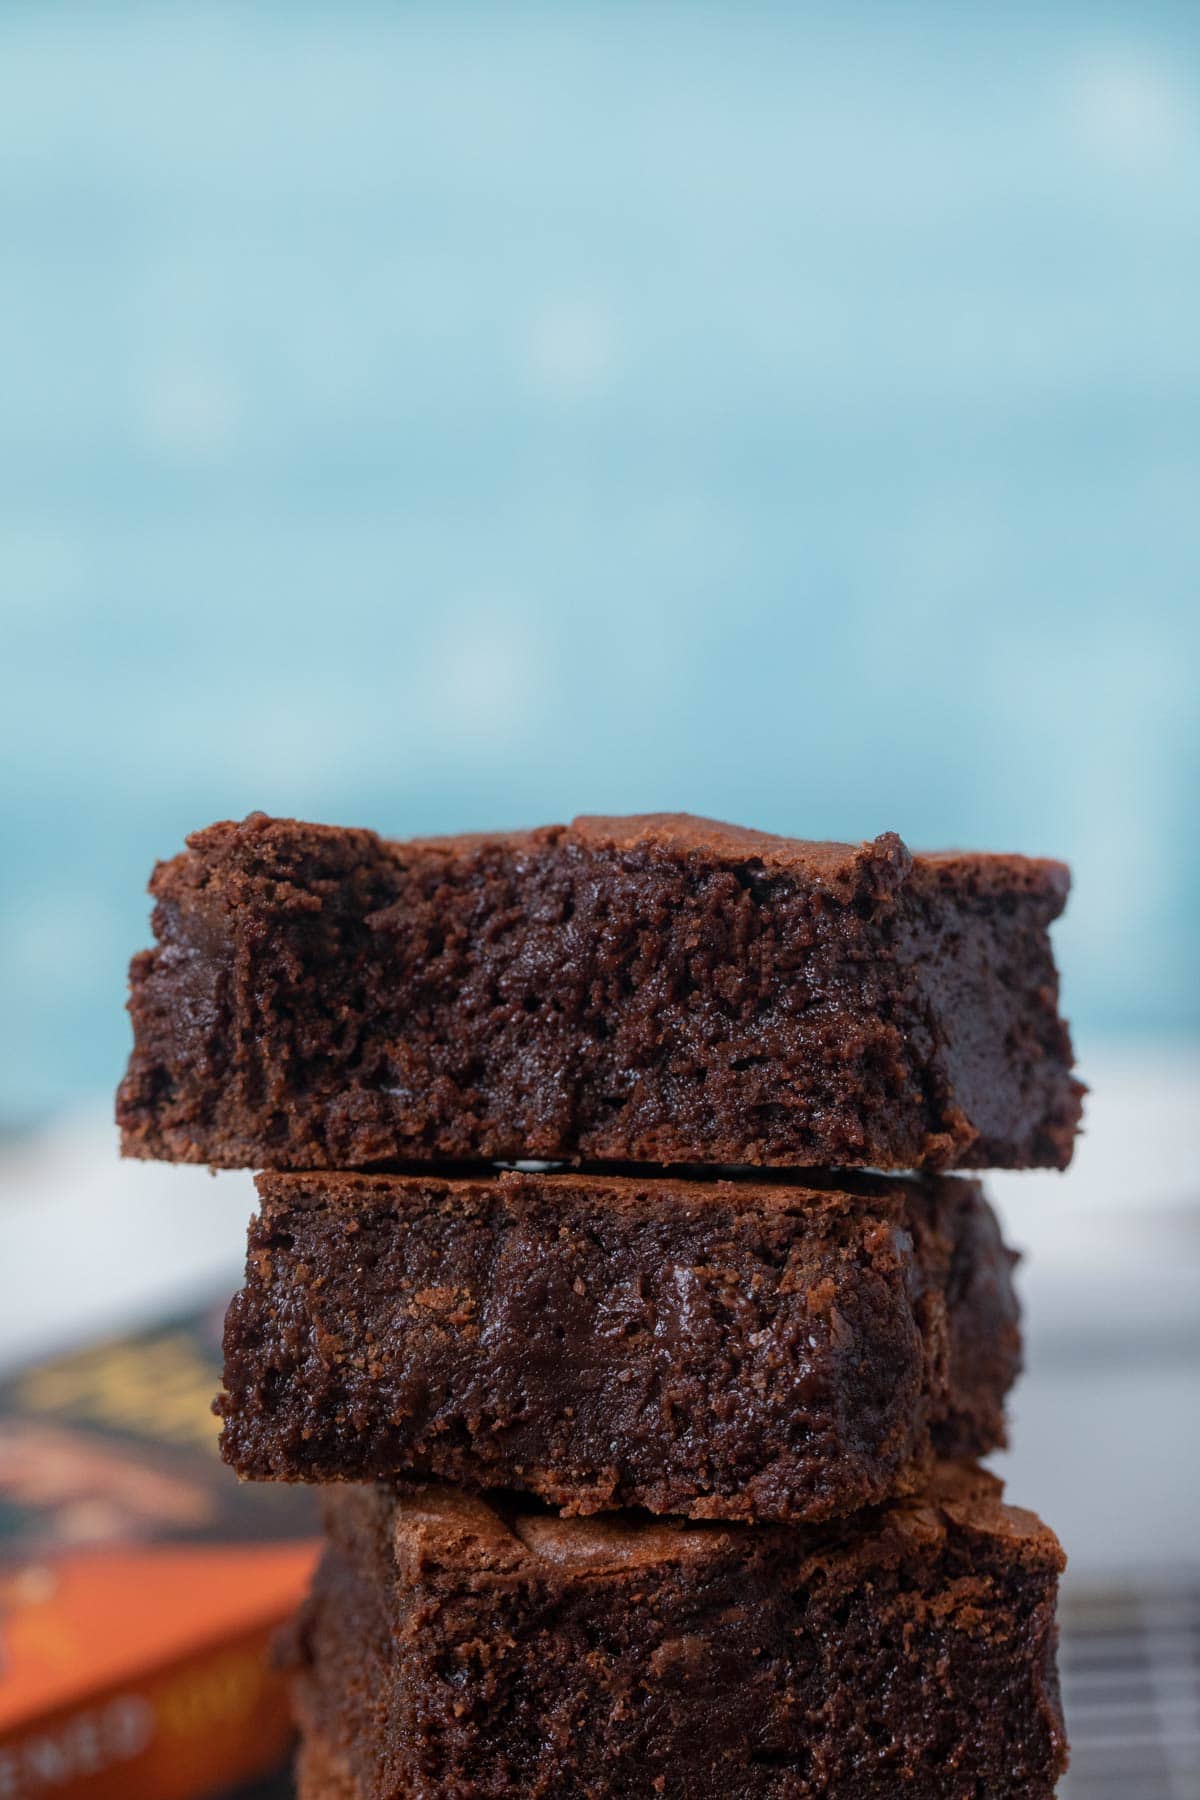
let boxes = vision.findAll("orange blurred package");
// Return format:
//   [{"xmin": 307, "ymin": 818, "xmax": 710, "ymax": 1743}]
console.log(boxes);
[{"xmin": 0, "ymin": 1303, "xmax": 318, "ymax": 1800}]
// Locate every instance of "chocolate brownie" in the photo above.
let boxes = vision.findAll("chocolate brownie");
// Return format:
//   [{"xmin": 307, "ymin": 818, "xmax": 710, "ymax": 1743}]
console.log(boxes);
[
  {"xmin": 117, "ymin": 812, "xmax": 1081, "ymax": 1171},
  {"xmin": 294, "ymin": 1732, "xmax": 355, "ymax": 1800},
  {"xmin": 219, "ymin": 1169, "xmax": 1019, "ymax": 1524},
  {"xmin": 282, "ymin": 1466, "xmax": 1067, "ymax": 1799}
]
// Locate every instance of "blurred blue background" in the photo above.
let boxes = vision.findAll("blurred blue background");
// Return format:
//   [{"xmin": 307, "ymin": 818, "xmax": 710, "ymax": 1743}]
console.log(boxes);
[{"xmin": 2, "ymin": 1, "xmax": 1198, "ymax": 1120}]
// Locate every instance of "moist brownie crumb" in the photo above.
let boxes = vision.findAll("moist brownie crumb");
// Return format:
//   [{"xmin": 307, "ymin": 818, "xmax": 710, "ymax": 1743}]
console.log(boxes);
[
  {"xmin": 219, "ymin": 1168, "xmax": 1020, "ymax": 1524},
  {"xmin": 282, "ymin": 1465, "xmax": 1068, "ymax": 1800},
  {"xmin": 117, "ymin": 811, "xmax": 1082, "ymax": 1173}
]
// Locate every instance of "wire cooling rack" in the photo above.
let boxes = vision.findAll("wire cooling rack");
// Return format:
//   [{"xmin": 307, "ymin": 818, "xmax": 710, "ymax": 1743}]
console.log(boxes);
[{"xmin": 1060, "ymin": 1582, "xmax": 1200, "ymax": 1799}]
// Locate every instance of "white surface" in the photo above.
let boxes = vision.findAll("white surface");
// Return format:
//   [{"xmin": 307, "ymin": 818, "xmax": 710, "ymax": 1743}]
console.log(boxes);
[
  {"xmin": 989, "ymin": 1042, "xmax": 1200, "ymax": 1348},
  {"xmin": 0, "ymin": 1112, "xmax": 255, "ymax": 1369},
  {"xmin": 972, "ymin": 1044, "xmax": 1200, "ymax": 1577}
]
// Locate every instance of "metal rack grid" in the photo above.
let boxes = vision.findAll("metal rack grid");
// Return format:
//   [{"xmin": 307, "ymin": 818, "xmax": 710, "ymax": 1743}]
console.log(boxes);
[{"xmin": 1060, "ymin": 1583, "xmax": 1200, "ymax": 1799}]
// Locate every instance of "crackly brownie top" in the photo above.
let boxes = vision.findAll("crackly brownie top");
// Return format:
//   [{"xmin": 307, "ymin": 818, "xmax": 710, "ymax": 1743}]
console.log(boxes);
[
  {"xmin": 351, "ymin": 1465, "xmax": 1063, "ymax": 1583},
  {"xmin": 170, "ymin": 811, "xmax": 1070, "ymax": 911}
]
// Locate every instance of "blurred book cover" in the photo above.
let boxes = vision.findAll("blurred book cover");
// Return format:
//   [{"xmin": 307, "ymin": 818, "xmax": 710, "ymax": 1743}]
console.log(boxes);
[{"xmin": 0, "ymin": 1302, "xmax": 317, "ymax": 1800}]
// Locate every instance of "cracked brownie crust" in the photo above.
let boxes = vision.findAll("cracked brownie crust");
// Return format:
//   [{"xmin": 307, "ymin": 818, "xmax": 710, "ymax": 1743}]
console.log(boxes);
[
  {"xmin": 219, "ymin": 1168, "xmax": 1019, "ymax": 1524},
  {"xmin": 283, "ymin": 1466, "xmax": 1067, "ymax": 1799},
  {"xmin": 117, "ymin": 812, "xmax": 1081, "ymax": 1172}
]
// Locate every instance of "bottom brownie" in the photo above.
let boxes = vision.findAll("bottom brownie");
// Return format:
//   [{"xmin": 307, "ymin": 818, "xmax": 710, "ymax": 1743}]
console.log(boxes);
[{"xmin": 284, "ymin": 1466, "xmax": 1067, "ymax": 1800}]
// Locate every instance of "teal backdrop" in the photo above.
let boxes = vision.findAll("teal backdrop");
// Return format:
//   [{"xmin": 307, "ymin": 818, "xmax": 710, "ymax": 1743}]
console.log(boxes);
[{"xmin": 2, "ymin": 2, "xmax": 1198, "ymax": 1116}]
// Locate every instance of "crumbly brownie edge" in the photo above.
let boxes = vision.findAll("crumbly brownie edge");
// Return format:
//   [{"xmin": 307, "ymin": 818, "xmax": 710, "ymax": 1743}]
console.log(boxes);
[{"xmin": 117, "ymin": 812, "xmax": 1080, "ymax": 1172}]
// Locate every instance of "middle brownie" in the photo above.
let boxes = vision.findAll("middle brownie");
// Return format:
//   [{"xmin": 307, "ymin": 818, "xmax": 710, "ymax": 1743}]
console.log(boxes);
[{"xmin": 219, "ymin": 1168, "xmax": 1019, "ymax": 1524}]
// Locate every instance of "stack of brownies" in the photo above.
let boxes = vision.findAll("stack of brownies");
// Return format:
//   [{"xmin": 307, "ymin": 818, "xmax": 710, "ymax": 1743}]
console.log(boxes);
[{"xmin": 118, "ymin": 811, "xmax": 1082, "ymax": 1799}]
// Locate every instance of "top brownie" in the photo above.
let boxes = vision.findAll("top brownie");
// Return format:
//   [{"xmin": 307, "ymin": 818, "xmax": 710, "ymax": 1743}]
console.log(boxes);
[{"xmin": 117, "ymin": 811, "xmax": 1081, "ymax": 1172}]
